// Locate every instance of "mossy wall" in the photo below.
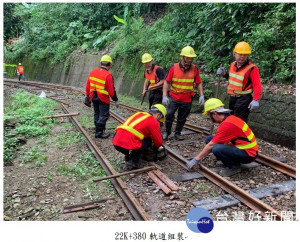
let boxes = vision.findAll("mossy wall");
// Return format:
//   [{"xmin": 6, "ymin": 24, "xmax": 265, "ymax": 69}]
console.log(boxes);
[{"xmin": 7, "ymin": 54, "xmax": 295, "ymax": 149}]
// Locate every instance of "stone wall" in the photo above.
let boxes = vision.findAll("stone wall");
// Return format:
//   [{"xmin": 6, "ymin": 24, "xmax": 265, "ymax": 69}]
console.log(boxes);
[
  {"xmin": 200, "ymin": 84, "xmax": 296, "ymax": 150},
  {"xmin": 6, "ymin": 54, "xmax": 295, "ymax": 149}
]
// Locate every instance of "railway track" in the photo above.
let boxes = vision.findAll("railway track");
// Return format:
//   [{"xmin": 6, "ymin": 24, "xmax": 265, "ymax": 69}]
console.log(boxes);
[
  {"xmin": 4, "ymin": 79, "xmax": 296, "ymax": 221},
  {"xmin": 115, "ymin": 103, "xmax": 296, "ymax": 179}
]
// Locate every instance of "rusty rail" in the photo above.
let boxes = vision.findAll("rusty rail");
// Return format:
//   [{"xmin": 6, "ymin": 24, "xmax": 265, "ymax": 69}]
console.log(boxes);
[
  {"xmin": 117, "ymin": 102, "xmax": 295, "ymax": 179},
  {"xmin": 198, "ymin": 164, "xmax": 282, "ymax": 220},
  {"xmin": 63, "ymin": 198, "xmax": 113, "ymax": 213},
  {"xmin": 60, "ymin": 104, "xmax": 150, "ymax": 221},
  {"xmin": 93, "ymin": 165, "xmax": 157, "ymax": 182},
  {"xmin": 6, "ymin": 79, "xmax": 293, "ymax": 220},
  {"xmin": 165, "ymin": 145, "xmax": 283, "ymax": 220},
  {"xmin": 43, "ymin": 113, "xmax": 79, "ymax": 119},
  {"xmin": 256, "ymin": 153, "xmax": 296, "ymax": 178}
]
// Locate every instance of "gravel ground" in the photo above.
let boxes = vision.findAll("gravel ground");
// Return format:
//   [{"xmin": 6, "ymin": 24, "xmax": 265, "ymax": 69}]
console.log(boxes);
[{"xmin": 3, "ymin": 81, "xmax": 296, "ymax": 221}]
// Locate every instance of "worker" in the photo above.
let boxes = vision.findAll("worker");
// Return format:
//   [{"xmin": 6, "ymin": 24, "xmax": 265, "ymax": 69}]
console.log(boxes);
[
  {"xmin": 113, "ymin": 104, "xmax": 166, "ymax": 169},
  {"xmin": 217, "ymin": 41, "xmax": 262, "ymax": 122},
  {"xmin": 16, "ymin": 63, "xmax": 25, "ymax": 81},
  {"xmin": 162, "ymin": 46, "xmax": 205, "ymax": 140},
  {"xmin": 141, "ymin": 53, "xmax": 165, "ymax": 109},
  {"xmin": 85, "ymin": 55, "xmax": 119, "ymax": 139},
  {"xmin": 186, "ymin": 98, "xmax": 259, "ymax": 176}
]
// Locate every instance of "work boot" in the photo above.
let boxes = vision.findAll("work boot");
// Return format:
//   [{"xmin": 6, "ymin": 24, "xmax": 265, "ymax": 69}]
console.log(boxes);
[
  {"xmin": 95, "ymin": 129, "xmax": 110, "ymax": 139},
  {"xmin": 126, "ymin": 159, "xmax": 141, "ymax": 169},
  {"xmin": 175, "ymin": 132, "xmax": 184, "ymax": 140},
  {"xmin": 219, "ymin": 166, "xmax": 241, "ymax": 177},
  {"xmin": 163, "ymin": 132, "xmax": 170, "ymax": 141}
]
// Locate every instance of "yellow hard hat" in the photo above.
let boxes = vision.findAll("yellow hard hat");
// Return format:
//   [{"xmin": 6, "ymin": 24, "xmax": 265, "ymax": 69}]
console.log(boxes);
[
  {"xmin": 151, "ymin": 104, "xmax": 166, "ymax": 122},
  {"xmin": 18, "ymin": 63, "xmax": 22, "ymax": 65},
  {"xmin": 180, "ymin": 46, "xmax": 197, "ymax": 57},
  {"xmin": 100, "ymin": 55, "xmax": 113, "ymax": 64},
  {"xmin": 233, "ymin": 41, "xmax": 251, "ymax": 54},
  {"xmin": 202, "ymin": 98, "xmax": 225, "ymax": 115},
  {"xmin": 142, "ymin": 53, "xmax": 153, "ymax": 63}
]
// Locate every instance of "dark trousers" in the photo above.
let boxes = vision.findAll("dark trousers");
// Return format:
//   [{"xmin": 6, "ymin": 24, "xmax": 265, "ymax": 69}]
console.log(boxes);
[
  {"xmin": 18, "ymin": 74, "xmax": 25, "ymax": 81},
  {"xmin": 114, "ymin": 137, "xmax": 152, "ymax": 163},
  {"xmin": 229, "ymin": 94, "xmax": 252, "ymax": 122},
  {"xmin": 165, "ymin": 97, "xmax": 192, "ymax": 135},
  {"xmin": 205, "ymin": 135, "xmax": 256, "ymax": 168},
  {"xmin": 92, "ymin": 97, "xmax": 110, "ymax": 129},
  {"xmin": 148, "ymin": 89, "xmax": 163, "ymax": 109}
]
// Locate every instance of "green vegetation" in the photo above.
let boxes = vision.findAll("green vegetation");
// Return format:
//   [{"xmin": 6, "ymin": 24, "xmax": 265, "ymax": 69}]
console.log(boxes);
[
  {"xmin": 3, "ymin": 89, "xmax": 114, "ymax": 199},
  {"xmin": 4, "ymin": 3, "xmax": 295, "ymax": 84},
  {"xmin": 3, "ymin": 132, "xmax": 18, "ymax": 163},
  {"xmin": 194, "ymin": 183, "xmax": 218, "ymax": 197},
  {"xmin": 23, "ymin": 146, "xmax": 48, "ymax": 168},
  {"xmin": 55, "ymin": 131, "xmax": 86, "ymax": 149},
  {"xmin": 56, "ymin": 152, "xmax": 109, "ymax": 199},
  {"xmin": 3, "ymin": 89, "xmax": 58, "ymax": 163}
]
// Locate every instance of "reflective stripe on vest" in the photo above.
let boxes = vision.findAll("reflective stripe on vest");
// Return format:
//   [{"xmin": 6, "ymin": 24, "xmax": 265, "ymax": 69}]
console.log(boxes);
[
  {"xmin": 89, "ymin": 70, "xmax": 110, "ymax": 95},
  {"xmin": 225, "ymin": 115, "xmax": 258, "ymax": 151},
  {"xmin": 228, "ymin": 62, "xmax": 255, "ymax": 95},
  {"xmin": 170, "ymin": 63, "xmax": 195, "ymax": 93},
  {"xmin": 145, "ymin": 65, "xmax": 163, "ymax": 90},
  {"xmin": 116, "ymin": 112, "xmax": 151, "ymax": 140}
]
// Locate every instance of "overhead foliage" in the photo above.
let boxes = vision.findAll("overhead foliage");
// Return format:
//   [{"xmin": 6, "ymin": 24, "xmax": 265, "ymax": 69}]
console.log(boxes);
[{"xmin": 4, "ymin": 2, "xmax": 295, "ymax": 83}]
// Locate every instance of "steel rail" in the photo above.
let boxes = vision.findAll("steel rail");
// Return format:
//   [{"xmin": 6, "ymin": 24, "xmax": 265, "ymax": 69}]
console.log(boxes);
[
  {"xmin": 179, "ymin": 122, "xmax": 296, "ymax": 178},
  {"xmin": 198, "ymin": 164, "xmax": 282, "ymax": 220},
  {"xmin": 164, "ymin": 144, "xmax": 283, "ymax": 220},
  {"xmin": 117, "ymin": 103, "xmax": 296, "ymax": 179},
  {"xmin": 256, "ymin": 153, "xmax": 296, "ymax": 179},
  {"xmin": 5, "ymin": 79, "xmax": 150, "ymax": 220},
  {"xmin": 60, "ymin": 104, "xmax": 150, "ymax": 221},
  {"xmin": 4, "ymin": 79, "xmax": 85, "ymax": 95},
  {"xmin": 8, "ymin": 79, "xmax": 290, "ymax": 220}
]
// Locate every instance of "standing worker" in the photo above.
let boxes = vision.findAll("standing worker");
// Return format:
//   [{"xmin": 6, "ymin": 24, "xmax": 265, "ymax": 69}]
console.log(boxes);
[
  {"xmin": 217, "ymin": 41, "xmax": 262, "ymax": 122},
  {"xmin": 113, "ymin": 104, "xmax": 166, "ymax": 169},
  {"xmin": 186, "ymin": 98, "xmax": 258, "ymax": 176},
  {"xmin": 162, "ymin": 46, "xmax": 205, "ymax": 140},
  {"xmin": 16, "ymin": 63, "xmax": 25, "ymax": 81},
  {"xmin": 141, "ymin": 53, "xmax": 165, "ymax": 109},
  {"xmin": 85, "ymin": 55, "xmax": 119, "ymax": 139}
]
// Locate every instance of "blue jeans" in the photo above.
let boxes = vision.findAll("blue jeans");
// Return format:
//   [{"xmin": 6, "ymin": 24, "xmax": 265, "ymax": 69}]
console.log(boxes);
[{"xmin": 205, "ymin": 135, "xmax": 256, "ymax": 168}]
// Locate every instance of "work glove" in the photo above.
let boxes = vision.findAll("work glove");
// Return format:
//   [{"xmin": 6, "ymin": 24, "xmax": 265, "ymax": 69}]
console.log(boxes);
[
  {"xmin": 162, "ymin": 96, "xmax": 169, "ymax": 106},
  {"xmin": 84, "ymin": 95, "xmax": 91, "ymax": 107},
  {"xmin": 216, "ymin": 67, "xmax": 225, "ymax": 75},
  {"xmin": 115, "ymin": 100, "xmax": 120, "ymax": 108},
  {"xmin": 248, "ymin": 100, "xmax": 259, "ymax": 111},
  {"xmin": 199, "ymin": 95, "xmax": 205, "ymax": 105},
  {"xmin": 186, "ymin": 158, "xmax": 200, "ymax": 170}
]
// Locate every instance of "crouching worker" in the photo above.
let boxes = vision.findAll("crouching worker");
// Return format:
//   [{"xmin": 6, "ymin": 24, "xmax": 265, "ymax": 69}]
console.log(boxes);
[
  {"xmin": 113, "ymin": 104, "xmax": 166, "ymax": 169},
  {"xmin": 186, "ymin": 98, "xmax": 258, "ymax": 176}
]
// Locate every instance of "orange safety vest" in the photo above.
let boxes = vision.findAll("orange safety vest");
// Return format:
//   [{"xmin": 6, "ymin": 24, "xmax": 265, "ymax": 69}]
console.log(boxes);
[
  {"xmin": 89, "ymin": 69, "xmax": 110, "ymax": 96},
  {"xmin": 145, "ymin": 65, "xmax": 163, "ymax": 90},
  {"xmin": 224, "ymin": 115, "xmax": 258, "ymax": 151},
  {"xmin": 17, "ymin": 66, "xmax": 24, "ymax": 74},
  {"xmin": 228, "ymin": 62, "xmax": 255, "ymax": 95},
  {"xmin": 116, "ymin": 112, "xmax": 151, "ymax": 140},
  {"xmin": 170, "ymin": 63, "xmax": 195, "ymax": 93}
]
